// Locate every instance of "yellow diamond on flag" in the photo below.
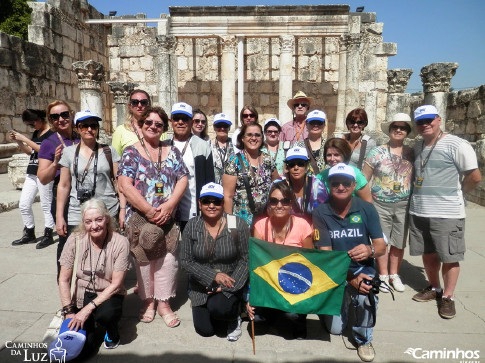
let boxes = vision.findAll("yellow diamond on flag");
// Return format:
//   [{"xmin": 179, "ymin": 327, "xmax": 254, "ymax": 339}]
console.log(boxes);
[{"xmin": 253, "ymin": 252, "xmax": 338, "ymax": 305}]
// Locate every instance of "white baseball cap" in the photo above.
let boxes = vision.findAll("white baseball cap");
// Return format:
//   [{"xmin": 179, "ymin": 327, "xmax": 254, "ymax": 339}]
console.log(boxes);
[
  {"xmin": 328, "ymin": 163, "xmax": 356, "ymax": 180},
  {"xmin": 306, "ymin": 110, "xmax": 326, "ymax": 123},
  {"xmin": 200, "ymin": 182, "xmax": 224, "ymax": 199},
  {"xmin": 74, "ymin": 110, "xmax": 102, "ymax": 125},
  {"xmin": 171, "ymin": 102, "xmax": 193, "ymax": 117},
  {"xmin": 414, "ymin": 105, "xmax": 439, "ymax": 121},
  {"xmin": 264, "ymin": 117, "xmax": 281, "ymax": 128},
  {"xmin": 285, "ymin": 147, "xmax": 309, "ymax": 161},
  {"xmin": 213, "ymin": 113, "xmax": 232, "ymax": 126}
]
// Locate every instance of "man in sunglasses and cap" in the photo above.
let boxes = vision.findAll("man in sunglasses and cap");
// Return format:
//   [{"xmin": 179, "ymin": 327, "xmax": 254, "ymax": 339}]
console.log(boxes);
[
  {"xmin": 409, "ymin": 105, "xmax": 481, "ymax": 319},
  {"xmin": 313, "ymin": 163, "xmax": 385, "ymax": 362},
  {"xmin": 169, "ymin": 102, "xmax": 215, "ymax": 231},
  {"xmin": 280, "ymin": 91, "xmax": 314, "ymax": 147}
]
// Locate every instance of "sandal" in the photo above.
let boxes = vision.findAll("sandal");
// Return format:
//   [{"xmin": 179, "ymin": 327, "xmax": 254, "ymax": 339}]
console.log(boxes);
[
  {"xmin": 139, "ymin": 309, "xmax": 156, "ymax": 323},
  {"xmin": 160, "ymin": 312, "xmax": 180, "ymax": 328}
]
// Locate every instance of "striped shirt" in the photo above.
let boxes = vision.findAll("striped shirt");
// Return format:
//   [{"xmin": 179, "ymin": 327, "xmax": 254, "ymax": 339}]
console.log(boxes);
[
  {"xmin": 410, "ymin": 134, "xmax": 478, "ymax": 218},
  {"xmin": 180, "ymin": 214, "xmax": 249, "ymax": 306}
]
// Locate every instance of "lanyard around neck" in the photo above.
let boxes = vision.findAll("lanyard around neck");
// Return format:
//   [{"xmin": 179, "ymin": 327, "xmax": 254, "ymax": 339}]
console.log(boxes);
[
  {"xmin": 74, "ymin": 143, "xmax": 99, "ymax": 193},
  {"xmin": 419, "ymin": 131, "xmax": 443, "ymax": 174},
  {"xmin": 140, "ymin": 139, "xmax": 162, "ymax": 173}
]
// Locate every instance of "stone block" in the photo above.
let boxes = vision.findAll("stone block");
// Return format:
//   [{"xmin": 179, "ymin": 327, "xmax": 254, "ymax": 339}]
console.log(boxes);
[
  {"xmin": 128, "ymin": 71, "xmax": 145, "ymax": 82},
  {"xmin": 110, "ymin": 57, "xmax": 120, "ymax": 72},
  {"xmin": 0, "ymin": 48, "xmax": 13, "ymax": 68},
  {"xmin": 0, "ymin": 32, "xmax": 11, "ymax": 49},
  {"xmin": 178, "ymin": 57, "xmax": 188, "ymax": 71},
  {"xmin": 374, "ymin": 42, "xmax": 397, "ymax": 56},
  {"xmin": 120, "ymin": 45, "xmax": 145, "ymax": 58},
  {"xmin": 23, "ymin": 56, "xmax": 45, "ymax": 77},
  {"xmin": 129, "ymin": 58, "xmax": 141, "ymax": 71},
  {"xmin": 465, "ymin": 121, "xmax": 477, "ymax": 134},
  {"xmin": 467, "ymin": 100, "xmax": 482, "ymax": 119},
  {"xmin": 61, "ymin": 22, "xmax": 76, "ymax": 42},
  {"xmin": 63, "ymin": 37, "xmax": 75, "ymax": 58},
  {"xmin": 200, "ymin": 95, "xmax": 209, "ymax": 107},
  {"xmin": 140, "ymin": 56, "xmax": 153, "ymax": 71},
  {"xmin": 367, "ymin": 22, "xmax": 383, "ymax": 35},
  {"xmin": 28, "ymin": 25, "xmax": 50, "ymax": 47},
  {"xmin": 325, "ymin": 70, "xmax": 338, "ymax": 82}
]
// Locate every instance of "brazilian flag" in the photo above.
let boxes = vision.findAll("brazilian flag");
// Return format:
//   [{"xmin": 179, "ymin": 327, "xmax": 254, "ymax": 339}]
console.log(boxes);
[{"xmin": 249, "ymin": 237, "xmax": 350, "ymax": 315}]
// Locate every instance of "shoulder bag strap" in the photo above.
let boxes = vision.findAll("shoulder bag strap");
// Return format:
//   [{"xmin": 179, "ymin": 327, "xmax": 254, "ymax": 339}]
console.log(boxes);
[
  {"xmin": 304, "ymin": 175, "xmax": 313, "ymax": 214},
  {"xmin": 357, "ymin": 138, "xmax": 368, "ymax": 170},
  {"xmin": 70, "ymin": 236, "xmax": 80, "ymax": 299},
  {"xmin": 237, "ymin": 153, "xmax": 256, "ymax": 214},
  {"xmin": 102, "ymin": 144, "xmax": 118, "ymax": 193},
  {"xmin": 304, "ymin": 138, "xmax": 320, "ymax": 174}
]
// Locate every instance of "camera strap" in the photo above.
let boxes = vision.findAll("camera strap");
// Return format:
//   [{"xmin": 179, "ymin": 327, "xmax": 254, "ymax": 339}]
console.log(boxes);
[{"xmin": 74, "ymin": 143, "xmax": 99, "ymax": 194}]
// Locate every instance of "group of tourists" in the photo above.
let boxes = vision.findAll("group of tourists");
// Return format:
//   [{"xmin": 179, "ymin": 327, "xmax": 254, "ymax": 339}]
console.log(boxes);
[{"xmin": 9, "ymin": 89, "xmax": 481, "ymax": 362}]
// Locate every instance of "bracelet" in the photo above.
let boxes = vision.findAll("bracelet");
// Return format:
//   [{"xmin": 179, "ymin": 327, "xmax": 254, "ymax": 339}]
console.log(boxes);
[
  {"xmin": 120, "ymin": 206, "xmax": 127, "ymax": 210},
  {"xmin": 90, "ymin": 300, "xmax": 98, "ymax": 309},
  {"xmin": 369, "ymin": 245, "xmax": 375, "ymax": 258},
  {"xmin": 62, "ymin": 303, "xmax": 76, "ymax": 315}
]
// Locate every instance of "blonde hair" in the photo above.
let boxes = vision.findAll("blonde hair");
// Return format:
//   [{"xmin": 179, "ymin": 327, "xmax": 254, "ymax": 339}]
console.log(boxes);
[
  {"xmin": 46, "ymin": 100, "xmax": 74, "ymax": 132},
  {"xmin": 73, "ymin": 199, "xmax": 116, "ymax": 235},
  {"xmin": 124, "ymin": 89, "xmax": 151, "ymax": 128}
]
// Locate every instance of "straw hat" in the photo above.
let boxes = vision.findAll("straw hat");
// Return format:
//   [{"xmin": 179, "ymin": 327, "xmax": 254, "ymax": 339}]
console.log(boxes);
[
  {"xmin": 381, "ymin": 113, "xmax": 416, "ymax": 138},
  {"xmin": 287, "ymin": 91, "xmax": 314, "ymax": 109}
]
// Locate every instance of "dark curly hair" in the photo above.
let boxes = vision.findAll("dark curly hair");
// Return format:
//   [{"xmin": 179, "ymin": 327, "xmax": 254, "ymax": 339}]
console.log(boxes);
[
  {"xmin": 236, "ymin": 123, "xmax": 264, "ymax": 150},
  {"xmin": 137, "ymin": 106, "xmax": 169, "ymax": 132}
]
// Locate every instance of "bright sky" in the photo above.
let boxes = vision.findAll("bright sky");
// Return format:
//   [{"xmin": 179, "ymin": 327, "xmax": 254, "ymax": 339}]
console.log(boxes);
[{"xmin": 87, "ymin": 0, "xmax": 485, "ymax": 93}]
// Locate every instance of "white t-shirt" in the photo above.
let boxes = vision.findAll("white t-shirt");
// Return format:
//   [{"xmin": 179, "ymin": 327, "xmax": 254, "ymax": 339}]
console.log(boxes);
[{"xmin": 173, "ymin": 139, "xmax": 196, "ymax": 221}]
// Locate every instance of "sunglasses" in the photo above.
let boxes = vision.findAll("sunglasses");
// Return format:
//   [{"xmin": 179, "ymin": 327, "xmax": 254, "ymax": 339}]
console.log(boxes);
[
  {"xmin": 287, "ymin": 160, "xmax": 306, "ymax": 168},
  {"xmin": 78, "ymin": 123, "xmax": 99, "ymax": 131},
  {"xmin": 215, "ymin": 124, "xmax": 230, "ymax": 129},
  {"xmin": 349, "ymin": 120, "xmax": 365, "ymax": 126},
  {"xmin": 265, "ymin": 129, "xmax": 280, "ymax": 135},
  {"xmin": 144, "ymin": 120, "xmax": 164, "ymax": 129},
  {"xmin": 193, "ymin": 119, "xmax": 206, "ymax": 125},
  {"xmin": 293, "ymin": 103, "xmax": 308, "ymax": 108},
  {"xmin": 172, "ymin": 114, "xmax": 190, "ymax": 122},
  {"xmin": 390, "ymin": 125, "xmax": 410, "ymax": 132},
  {"xmin": 415, "ymin": 118, "xmax": 435, "ymax": 126},
  {"xmin": 200, "ymin": 198, "xmax": 223, "ymax": 206},
  {"xmin": 242, "ymin": 113, "xmax": 256, "ymax": 119},
  {"xmin": 268, "ymin": 197, "xmax": 292, "ymax": 207},
  {"xmin": 308, "ymin": 120, "xmax": 324, "ymax": 127},
  {"xmin": 330, "ymin": 180, "xmax": 353, "ymax": 188},
  {"xmin": 130, "ymin": 99, "xmax": 149, "ymax": 107},
  {"xmin": 245, "ymin": 132, "xmax": 262, "ymax": 138},
  {"xmin": 49, "ymin": 111, "xmax": 70, "ymax": 121}
]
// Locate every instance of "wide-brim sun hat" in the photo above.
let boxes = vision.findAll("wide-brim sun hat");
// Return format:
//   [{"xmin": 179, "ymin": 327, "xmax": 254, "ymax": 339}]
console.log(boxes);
[
  {"xmin": 381, "ymin": 113, "xmax": 416, "ymax": 138},
  {"xmin": 287, "ymin": 91, "xmax": 314, "ymax": 109}
]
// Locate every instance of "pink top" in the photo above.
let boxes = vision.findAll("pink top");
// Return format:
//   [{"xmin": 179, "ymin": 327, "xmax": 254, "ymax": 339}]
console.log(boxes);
[
  {"xmin": 253, "ymin": 215, "xmax": 313, "ymax": 248},
  {"xmin": 59, "ymin": 231, "xmax": 131, "ymax": 308},
  {"xmin": 280, "ymin": 120, "xmax": 309, "ymax": 146}
]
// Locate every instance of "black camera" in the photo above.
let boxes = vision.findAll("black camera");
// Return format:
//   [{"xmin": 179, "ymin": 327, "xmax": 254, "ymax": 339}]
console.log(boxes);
[
  {"xmin": 77, "ymin": 189, "xmax": 94, "ymax": 204},
  {"xmin": 363, "ymin": 276, "xmax": 382, "ymax": 295}
]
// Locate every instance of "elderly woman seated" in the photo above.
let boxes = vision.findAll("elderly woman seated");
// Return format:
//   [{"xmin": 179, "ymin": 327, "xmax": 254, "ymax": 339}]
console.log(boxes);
[
  {"xmin": 180, "ymin": 182, "xmax": 249, "ymax": 341},
  {"xmin": 247, "ymin": 181, "xmax": 313, "ymax": 339},
  {"xmin": 58, "ymin": 199, "xmax": 130, "ymax": 354}
]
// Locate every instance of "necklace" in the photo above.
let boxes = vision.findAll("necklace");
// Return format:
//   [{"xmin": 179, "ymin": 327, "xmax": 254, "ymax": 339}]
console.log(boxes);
[
  {"xmin": 271, "ymin": 216, "xmax": 292, "ymax": 245},
  {"xmin": 88, "ymin": 231, "xmax": 108, "ymax": 291}
]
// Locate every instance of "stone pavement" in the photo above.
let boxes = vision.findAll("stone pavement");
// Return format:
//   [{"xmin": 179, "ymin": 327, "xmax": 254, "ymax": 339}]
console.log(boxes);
[{"xmin": 0, "ymin": 174, "xmax": 484, "ymax": 362}]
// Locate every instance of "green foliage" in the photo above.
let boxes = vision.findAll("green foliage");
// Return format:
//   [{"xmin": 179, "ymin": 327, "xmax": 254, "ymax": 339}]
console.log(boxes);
[{"xmin": 0, "ymin": 0, "xmax": 35, "ymax": 40}]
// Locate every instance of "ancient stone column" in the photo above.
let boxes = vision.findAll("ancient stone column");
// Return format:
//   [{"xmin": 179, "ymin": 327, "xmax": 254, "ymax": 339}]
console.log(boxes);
[
  {"xmin": 344, "ymin": 34, "xmax": 361, "ymax": 115},
  {"xmin": 420, "ymin": 62, "xmax": 459, "ymax": 130},
  {"xmin": 156, "ymin": 35, "xmax": 177, "ymax": 113},
  {"xmin": 386, "ymin": 69, "xmax": 413, "ymax": 121},
  {"xmin": 72, "ymin": 60, "xmax": 105, "ymax": 127},
  {"xmin": 107, "ymin": 82, "xmax": 138, "ymax": 127},
  {"xmin": 279, "ymin": 35, "xmax": 295, "ymax": 124},
  {"xmin": 334, "ymin": 35, "xmax": 349, "ymax": 136},
  {"xmin": 221, "ymin": 35, "xmax": 237, "ymax": 129}
]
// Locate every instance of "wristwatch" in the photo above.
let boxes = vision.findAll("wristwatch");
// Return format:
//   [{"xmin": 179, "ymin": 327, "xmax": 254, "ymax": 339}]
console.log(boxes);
[{"xmin": 369, "ymin": 245, "xmax": 375, "ymax": 258}]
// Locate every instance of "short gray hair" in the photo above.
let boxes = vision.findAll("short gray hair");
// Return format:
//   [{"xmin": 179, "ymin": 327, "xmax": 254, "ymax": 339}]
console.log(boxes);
[{"xmin": 73, "ymin": 198, "xmax": 116, "ymax": 235}]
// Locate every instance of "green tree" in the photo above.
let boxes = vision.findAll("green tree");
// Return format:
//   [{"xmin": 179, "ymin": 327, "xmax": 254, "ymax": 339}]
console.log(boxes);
[{"xmin": 0, "ymin": 0, "xmax": 35, "ymax": 40}]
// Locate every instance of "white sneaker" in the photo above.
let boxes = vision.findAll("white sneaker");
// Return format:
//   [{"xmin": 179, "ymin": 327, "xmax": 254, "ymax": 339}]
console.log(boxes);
[
  {"xmin": 227, "ymin": 316, "xmax": 242, "ymax": 342},
  {"xmin": 390, "ymin": 274, "xmax": 405, "ymax": 292},
  {"xmin": 378, "ymin": 275, "xmax": 389, "ymax": 293}
]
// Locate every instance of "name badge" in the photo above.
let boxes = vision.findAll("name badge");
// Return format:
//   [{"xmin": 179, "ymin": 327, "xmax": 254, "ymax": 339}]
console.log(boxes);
[
  {"xmin": 393, "ymin": 182, "xmax": 401, "ymax": 192},
  {"xmin": 155, "ymin": 182, "xmax": 164, "ymax": 196},
  {"xmin": 415, "ymin": 177, "xmax": 424, "ymax": 188}
]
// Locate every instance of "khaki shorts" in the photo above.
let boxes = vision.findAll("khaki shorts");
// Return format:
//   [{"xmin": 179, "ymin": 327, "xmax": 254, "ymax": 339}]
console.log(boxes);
[
  {"xmin": 409, "ymin": 215, "xmax": 465, "ymax": 263},
  {"xmin": 374, "ymin": 199, "xmax": 409, "ymax": 249}
]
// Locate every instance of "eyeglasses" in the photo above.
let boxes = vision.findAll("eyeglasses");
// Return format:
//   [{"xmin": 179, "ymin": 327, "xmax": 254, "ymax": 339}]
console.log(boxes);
[
  {"xmin": 390, "ymin": 125, "xmax": 410, "ymax": 132},
  {"xmin": 193, "ymin": 119, "xmax": 206, "ymax": 125},
  {"xmin": 265, "ymin": 129, "xmax": 280, "ymax": 135},
  {"xmin": 172, "ymin": 114, "xmax": 190, "ymax": 122},
  {"xmin": 268, "ymin": 197, "xmax": 292, "ymax": 207},
  {"xmin": 49, "ymin": 111, "xmax": 70, "ymax": 121},
  {"xmin": 215, "ymin": 124, "xmax": 230, "ymax": 129},
  {"xmin": 242, "ymin": 113, "xmax": 256, "ymax": 119},
  {"xmin": 286, "ymin": 160, "xmax": 306, "ymax": 168},
  {"xmin": 130, "ymin": 99, "xmax": 149, "ymax": 107},
  {"xmin": 415, "ymin": 118, "xmax": 435, "ymax": 126},
  {"xmin": 348, "ymin": 120, "xmax": 365, "ymax": 126},
  {"xmin": 330, "ymin": 180, "xmax": 353, "ymax": 188},
  {"xmin": 144, "ymin": 120, "xmax": 164, "ymax": 129},
  {"xmin": 293, "ymin": 103, "xmax": 308, "ymax": 108},
  {"xmin": 78, "ymin": 123, "xmax": 99, "ymax": 131},
  {"xmin": 308, "ymin": 120, "xmax": 324, "ymax": 127},
  {"xmin": 245, "ymin": 132, "xmax": 262, "ymax": 138},
  {"xmin": 200, "ymin": 198, "xmax": 223, "ymax": 206}
]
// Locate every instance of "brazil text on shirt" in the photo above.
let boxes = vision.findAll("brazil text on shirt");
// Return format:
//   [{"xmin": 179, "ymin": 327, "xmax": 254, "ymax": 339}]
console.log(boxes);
[{"xmin": 329, "ymin": 228, "xmax": 364, "ymax": 239}]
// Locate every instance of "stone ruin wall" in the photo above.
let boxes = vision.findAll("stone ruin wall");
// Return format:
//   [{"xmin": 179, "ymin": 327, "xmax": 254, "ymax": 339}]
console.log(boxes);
[{"xmin": 0, "ymin": 0, "xmax": 110, "ymax": 156}]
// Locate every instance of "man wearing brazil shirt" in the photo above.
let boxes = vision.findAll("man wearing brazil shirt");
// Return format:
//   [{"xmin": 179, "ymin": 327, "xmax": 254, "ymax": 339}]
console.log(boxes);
[{"xmin": 313, "ymin": 163, "xmax": 385, "ymax": 362}]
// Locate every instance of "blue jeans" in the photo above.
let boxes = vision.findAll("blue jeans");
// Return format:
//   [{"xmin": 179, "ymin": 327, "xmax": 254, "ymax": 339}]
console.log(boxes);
[{"xmin": 320, "ymin": 283, "xmax": 378, "ymax": 345}]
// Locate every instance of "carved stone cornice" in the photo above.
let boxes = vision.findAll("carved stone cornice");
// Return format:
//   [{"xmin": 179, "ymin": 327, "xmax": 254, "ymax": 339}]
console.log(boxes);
[
  {"xmin": 387, "ymin": 69, "xmax": 413, "ymax": 93},
  {"xmin": 339, "ymin": 34, "xmax": 361, "ymax": 52},
  {"xmin": 72, "ymin": 60, "xmax": 104, "ymax": 90},
  {"xmin": 420, "ymin": 62, "xmax": 459, "ymax": 93},
  {"xmin": 221, "ymin": 35, "xmax": 237, "ymax": 53},
  {"xmin": 157, "ymin": 35, "xmax": 176, "ymax": 53},
  {"xmin": 107, "ymin": 82, "xmax": 138, "ymax": 104},
  {"xmin": 280, "ymin": 35, "xmax": 295, "ymax": 53}
]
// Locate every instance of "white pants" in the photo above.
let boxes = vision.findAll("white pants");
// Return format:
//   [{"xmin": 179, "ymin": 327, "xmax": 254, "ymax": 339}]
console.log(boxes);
[{"xmin": 19, "ymin": 174, "xmax": 54, "ymax": 229}]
